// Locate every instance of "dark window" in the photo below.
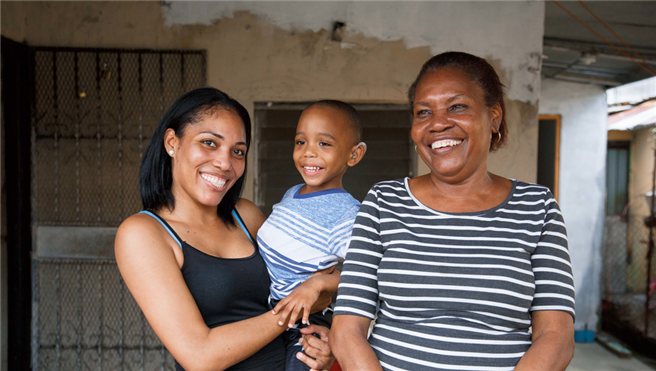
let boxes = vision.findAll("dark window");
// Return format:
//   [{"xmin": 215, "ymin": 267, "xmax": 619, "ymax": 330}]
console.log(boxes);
[
  {"xmin": 537, "ymin": 116, "xmax": 561, "ymax": 199},
  {"xmin": 606, "ymin": 141, "xmax": 630, "ymax": 215}
]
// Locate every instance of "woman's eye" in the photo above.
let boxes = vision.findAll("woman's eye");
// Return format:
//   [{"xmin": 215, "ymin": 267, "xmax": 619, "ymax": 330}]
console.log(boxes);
[
  {"xmin": 449, "ymin": 104, "xmax": 467, "ymax": 111},
  {"xmin": 202, "ymin": 139, "xmax": 216, "ymax": 147},
  {"xmin": 233, "ymin": 149, "xmax": 245, "ymax": 156},
  {"xmin": 415, "ymin": 109, "xmax": 431, "ymax": 117}
]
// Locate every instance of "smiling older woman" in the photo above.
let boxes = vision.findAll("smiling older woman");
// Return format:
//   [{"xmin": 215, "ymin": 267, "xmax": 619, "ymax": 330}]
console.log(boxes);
[{"xmin": 329, "ymin": 52, "xmax": 575, "ymax": 371}]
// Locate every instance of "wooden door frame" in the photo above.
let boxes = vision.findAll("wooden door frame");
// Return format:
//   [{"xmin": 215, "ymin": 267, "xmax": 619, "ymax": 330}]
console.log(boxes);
[{"xmin": 538, "ymin": 115, "xmax": 561, "ymax": 201}]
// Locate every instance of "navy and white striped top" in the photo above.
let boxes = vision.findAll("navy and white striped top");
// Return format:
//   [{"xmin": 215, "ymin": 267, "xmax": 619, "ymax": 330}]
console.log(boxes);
[
  {"xmin": 258, "ymin": 185, "xmax": 360, "ymax": 301},
  {"xmin": 333, "ymin": 178, "xmax": 575, "ymax": 371}
]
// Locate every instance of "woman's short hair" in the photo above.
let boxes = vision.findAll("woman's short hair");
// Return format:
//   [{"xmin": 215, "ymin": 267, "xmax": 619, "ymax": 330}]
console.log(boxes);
[
  {"xmin": 408, "ymin": 51, "xmax": 508, "ymax": 151},
  {"xmin": 139, "ymin": 87, "xmax": 251, "ymax": 227}
]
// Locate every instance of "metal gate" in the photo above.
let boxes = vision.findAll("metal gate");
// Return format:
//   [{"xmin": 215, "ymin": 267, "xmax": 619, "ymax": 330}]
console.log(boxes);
[{"xmin": 31, "ymin": 47, "xmax": 206, "ymax": 370}]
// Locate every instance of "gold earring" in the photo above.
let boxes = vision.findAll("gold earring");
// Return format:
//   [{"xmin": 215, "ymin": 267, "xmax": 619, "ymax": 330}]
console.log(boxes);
[
  {"xmin": 414, "ymin": 145, "xmax": 418, "ymax": 153},
  {"xmin": 496, "ymin": 131, "xmax": 502, "ymax": 144}
]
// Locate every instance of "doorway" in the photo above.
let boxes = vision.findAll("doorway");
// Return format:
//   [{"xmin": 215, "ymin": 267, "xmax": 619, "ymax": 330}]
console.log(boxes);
[{"xmin": 537, "ymin": 115, "xmax": 561, "ymax": 200}]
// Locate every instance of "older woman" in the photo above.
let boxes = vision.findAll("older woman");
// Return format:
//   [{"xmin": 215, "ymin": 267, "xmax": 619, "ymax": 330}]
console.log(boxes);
[
  {"xmin": 115, "ymin": 88, "xmax": 335, "ymax": 371},
  {"xmin": 329, "ymin": 52, "xmax": 575, "ymax": 371}
]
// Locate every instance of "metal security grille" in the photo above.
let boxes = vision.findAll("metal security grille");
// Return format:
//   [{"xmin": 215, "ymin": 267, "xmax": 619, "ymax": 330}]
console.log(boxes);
[
  {"xmin": 31, "ymin": 48, "xmax": 206, "ymax": 371},
  {"xmin": 602, "ymin": 213, "xmax": 656, "ymax": 349},
  {"xmin": 32, "ymin": 48, "xmax": 206, "ymax": 226}
]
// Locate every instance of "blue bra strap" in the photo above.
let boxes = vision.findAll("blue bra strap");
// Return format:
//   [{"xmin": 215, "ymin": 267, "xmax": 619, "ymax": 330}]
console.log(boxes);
[
  {"xmin": 232, "ymin": 209, "xmax": 254, "ymax": 244},
  {"xmin": 139, "ymin": 211, "xmax": 183, "ymax": 250}
]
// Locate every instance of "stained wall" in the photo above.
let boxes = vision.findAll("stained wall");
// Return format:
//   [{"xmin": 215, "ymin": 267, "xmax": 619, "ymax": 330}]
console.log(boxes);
[{"xmin": 2, "ymin": 1, "xmax": 545, "ymax": 198}]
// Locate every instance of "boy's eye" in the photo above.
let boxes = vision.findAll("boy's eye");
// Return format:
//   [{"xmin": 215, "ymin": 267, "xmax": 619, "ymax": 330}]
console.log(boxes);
[
  {"xmin": 202, "ymin": 139, "xmax": 216, "ymax": 147},
  {"xmin": 319, "ymin": 142, "xmax": 331, "ymax": 147},
  {"xmin": 295, "ymin": 140, "xmax": 306, "ymax": 145}
]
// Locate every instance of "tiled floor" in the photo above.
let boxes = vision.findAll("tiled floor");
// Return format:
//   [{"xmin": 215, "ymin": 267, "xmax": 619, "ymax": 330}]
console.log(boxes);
[{"xmin": 567, "ymin": 342, "xmax": 655, "ymax": 371}]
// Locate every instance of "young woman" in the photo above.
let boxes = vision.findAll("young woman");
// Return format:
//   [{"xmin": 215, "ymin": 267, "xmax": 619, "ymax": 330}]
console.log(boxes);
[{"xmin": 115, "ymin": 88, "xmax": 335, "ymax": 371}]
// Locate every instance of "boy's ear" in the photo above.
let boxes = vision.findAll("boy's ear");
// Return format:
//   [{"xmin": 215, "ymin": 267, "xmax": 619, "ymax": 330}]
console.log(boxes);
[{"xmin": 347, "ymin": 142, "xmax": 367, "ymax": 167}]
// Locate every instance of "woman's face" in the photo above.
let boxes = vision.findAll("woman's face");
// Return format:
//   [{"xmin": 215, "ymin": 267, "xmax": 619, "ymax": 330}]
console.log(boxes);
[
  {"xmin": 411, "ymin": 67, "xmax": 501, "ymax": 183},
  {"xmin": 166, "ymin": 109, "xmax": 248, "ymax": 208}
]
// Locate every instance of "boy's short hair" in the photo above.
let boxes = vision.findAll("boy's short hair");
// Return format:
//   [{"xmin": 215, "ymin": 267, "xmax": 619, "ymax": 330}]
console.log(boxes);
[{"xmin": 305, "ymin": 100, "xmax": 362, "ymax": 144}]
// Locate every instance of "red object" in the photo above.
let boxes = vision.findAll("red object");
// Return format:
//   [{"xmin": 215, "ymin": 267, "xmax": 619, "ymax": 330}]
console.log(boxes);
[{"xmin": 330, "ymin": 360, "xmax": 342, "ymax": 371}]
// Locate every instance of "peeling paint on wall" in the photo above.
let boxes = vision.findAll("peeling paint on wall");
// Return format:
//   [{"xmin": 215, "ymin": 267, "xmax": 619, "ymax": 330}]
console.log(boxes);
[{"xmin": 162, "ymin": 1, "xmax": 545, "ymax": 103}]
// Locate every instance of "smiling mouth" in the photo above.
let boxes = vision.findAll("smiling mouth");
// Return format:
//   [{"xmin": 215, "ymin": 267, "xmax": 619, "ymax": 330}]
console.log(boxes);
[
  {"xmin": 302, "ymin": 166, "xmax": 323, "ymax": 174},
  {"xmin": 200, "ymin": 173, "xmax": 227, "ymax": 188},
  {"xmin": 431, "ymin": 139, "xmax": 463, "ymax": 150}
]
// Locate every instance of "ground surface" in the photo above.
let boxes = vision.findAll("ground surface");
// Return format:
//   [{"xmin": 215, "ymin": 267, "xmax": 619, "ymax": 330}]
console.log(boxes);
[{"xmin": 567, "ymin": 342, "xmax": 655, "ymax": 371}]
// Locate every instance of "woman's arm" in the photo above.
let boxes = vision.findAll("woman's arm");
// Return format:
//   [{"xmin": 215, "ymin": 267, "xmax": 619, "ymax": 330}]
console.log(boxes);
[
  {"xmin": 329, "ymin": 186, "xmax": 385, "ymax": 370},
  {"xmin": 115, "ymin": 214, "xmax": 287, "ymax": 371},
  {"xmin": 513, "ymin": 311, "xmax": 574, "ymax": 371},
  {"xmin": 515, "ymin": 190, "xmax": 575, "ymax": 370},
  {"xmin": 329, "ymin": 315, "xmax": 382, "ymax": 371}
]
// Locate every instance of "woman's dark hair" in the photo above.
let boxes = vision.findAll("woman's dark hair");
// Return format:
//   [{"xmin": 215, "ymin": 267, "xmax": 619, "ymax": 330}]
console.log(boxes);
[
  {"xmin": 139, "ymin": 87, "xmax": 251, "ymax": 227},
  {"xmin": 408, "ymin": 51, "xmax": 508, "ymax": 151}
]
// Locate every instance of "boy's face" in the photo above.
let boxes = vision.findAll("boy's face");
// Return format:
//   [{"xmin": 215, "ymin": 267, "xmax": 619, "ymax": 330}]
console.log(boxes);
[{"xmin": 293, "ymin": 106, "xmax": 356, "ymax": 193}]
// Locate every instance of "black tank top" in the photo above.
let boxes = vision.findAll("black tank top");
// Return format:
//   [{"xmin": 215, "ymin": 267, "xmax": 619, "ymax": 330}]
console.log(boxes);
[{"xmin": 140, "ymin": 210, "xmax": 285, "ymax": 371}]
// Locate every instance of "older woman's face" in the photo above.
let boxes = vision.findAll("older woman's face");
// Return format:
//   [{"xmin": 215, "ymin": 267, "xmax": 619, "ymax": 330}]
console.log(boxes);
[
  {"xmin": 411, "ymin": 67, "xmax": 500, "ymax": 183},
  {"xmin": 166, "ymin": 110, "xmax": 247, "ymax": 208}
]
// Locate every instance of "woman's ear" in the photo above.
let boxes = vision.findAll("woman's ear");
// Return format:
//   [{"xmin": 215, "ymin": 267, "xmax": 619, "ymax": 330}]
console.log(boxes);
[
  {"xmin": 490, "ymin": 103, "xmax": 503, "ymax": 133},
  {"xmin": 347, "ymin": 142, "xmax": 367, "ymax": 167},
  {"xmin": 164, "ymin": 128, "xmax": 179, "ymax": 156}
]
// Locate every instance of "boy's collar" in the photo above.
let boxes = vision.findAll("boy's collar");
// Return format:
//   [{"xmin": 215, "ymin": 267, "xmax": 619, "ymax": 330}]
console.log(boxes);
[{"xmin": 293, "ymin": 185, "xmax": 348, "ymax": 199}]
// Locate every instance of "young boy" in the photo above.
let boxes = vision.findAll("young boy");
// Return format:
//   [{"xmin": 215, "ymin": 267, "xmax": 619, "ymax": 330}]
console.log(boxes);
[{"xmin": 257, "ymin": 100, "xmax": 367, "ymax": 371}]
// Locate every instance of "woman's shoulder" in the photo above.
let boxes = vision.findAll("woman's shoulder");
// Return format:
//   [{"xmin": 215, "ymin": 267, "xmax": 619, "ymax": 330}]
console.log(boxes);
[
  {"xmin": 511, "ymin": 180, "xmax": 556, "ymax": 199},
  {"xmin": 235, "ymin": 198, "xmax": 267, "ymax": 233},
  {"xmin": 115, "ymin": 212, "xmax": 179, "ymax": 257},
  {"xmin": 369, "ymin": 178, "xmax": 408, "ymax": 194}
]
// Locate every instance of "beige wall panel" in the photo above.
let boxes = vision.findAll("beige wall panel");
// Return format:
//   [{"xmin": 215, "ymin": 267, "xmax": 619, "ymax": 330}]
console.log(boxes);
[
  {"xmin": 608, "ymin": 130, "xmax": 634, "ymax": 141},
  {"xmin": 629, "ymin": 127, "xmax": 655, "ymax": 217}
]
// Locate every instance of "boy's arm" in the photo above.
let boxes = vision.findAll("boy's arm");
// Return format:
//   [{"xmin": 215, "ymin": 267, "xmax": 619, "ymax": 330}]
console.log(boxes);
[{"xmin": 272, "ymin": 268, "xmax": 341, "ymax": 327}]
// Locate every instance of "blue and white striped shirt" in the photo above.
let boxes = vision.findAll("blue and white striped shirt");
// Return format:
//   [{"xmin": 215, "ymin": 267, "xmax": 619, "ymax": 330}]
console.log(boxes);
[{"xmin": 258, "ymin": 185, "xmax": 360, "ymax": 301}]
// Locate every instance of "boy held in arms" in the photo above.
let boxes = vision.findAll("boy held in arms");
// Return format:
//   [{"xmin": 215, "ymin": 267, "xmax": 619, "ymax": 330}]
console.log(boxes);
[{"xmin": 257, "ymin": 100, "xmax": 367, "ymax": 371}]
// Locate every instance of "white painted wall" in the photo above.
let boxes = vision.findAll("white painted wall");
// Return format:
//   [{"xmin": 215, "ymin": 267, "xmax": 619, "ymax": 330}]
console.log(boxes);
[{"xmin": 539, "ymin": 78, "xmax": 607, "ymax": 331}]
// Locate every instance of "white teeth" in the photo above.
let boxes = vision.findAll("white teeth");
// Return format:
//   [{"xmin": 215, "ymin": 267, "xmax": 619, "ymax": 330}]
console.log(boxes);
[
  {"xmin": 303, "ymin": 166, "xmax": 321, "ymax": 172},
  {"xmin": 201, "ymin": 173, "xmax": 226, "ymax": 188},
  {"xmin": 431, "ymin": 140, "xmax": 462, "ymax": 150}
]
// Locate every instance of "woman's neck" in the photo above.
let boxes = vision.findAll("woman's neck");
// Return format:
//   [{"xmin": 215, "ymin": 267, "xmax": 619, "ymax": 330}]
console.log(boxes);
[
  {"xmin": 427, "ymin": 166, "xmax": 495, "ymax": 200},
  {"xmin": 162, "ymin": 184, "xmax": 222, "ymax": 225}
]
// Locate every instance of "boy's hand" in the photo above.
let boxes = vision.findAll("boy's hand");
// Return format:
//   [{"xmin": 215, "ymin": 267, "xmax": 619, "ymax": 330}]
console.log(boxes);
[{"xmin": 272, "ymin": 276, "xmax": 322, "ymax": 328}]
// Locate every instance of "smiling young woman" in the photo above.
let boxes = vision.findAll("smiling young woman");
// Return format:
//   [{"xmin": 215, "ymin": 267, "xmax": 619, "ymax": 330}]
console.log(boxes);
[
  {"xmin": 115, "ymin": 88, "xmax": 335, "ymax": 371},
  {"xmin": 330, "ymin": 52, "xmax": 576, "ymax": 371}
]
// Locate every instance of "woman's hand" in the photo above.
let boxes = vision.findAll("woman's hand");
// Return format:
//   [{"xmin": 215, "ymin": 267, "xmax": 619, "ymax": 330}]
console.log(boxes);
[
  {"xmin": 272, "ymin": 276, "xmax": 323, "ymax": 327},
  {"xmin": 297, "ymin": 325, "xmax": 335, "ymax": 371},
  {"xmin": 273, "ymin": 267, "xmax": 340, "ymax": 327}
]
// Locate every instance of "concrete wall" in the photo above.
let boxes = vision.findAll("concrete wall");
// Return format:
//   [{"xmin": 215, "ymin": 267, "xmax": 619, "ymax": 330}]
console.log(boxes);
[
  {"xmin": 2, "ymin": 1, "xmax": 545, "ymax": 199},
  {"xmin": 539, "ymin": 78, "xmax": 607, "ymax": 331}
]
